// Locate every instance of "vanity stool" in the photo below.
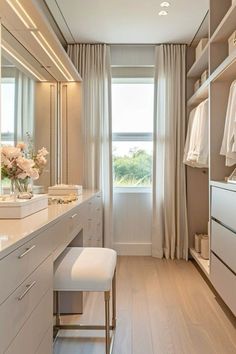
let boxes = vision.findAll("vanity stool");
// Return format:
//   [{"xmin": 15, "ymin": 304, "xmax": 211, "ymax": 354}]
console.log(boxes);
[{"xmin": 54, "ymin": 247, "xmax": 117, "ymax": 354}]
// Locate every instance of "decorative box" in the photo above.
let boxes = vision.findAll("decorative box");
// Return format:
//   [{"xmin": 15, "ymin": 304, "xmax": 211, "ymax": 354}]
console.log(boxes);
[
  {"xmin": 194, "ymin": 79, "xmax": 201, "ymax": 92},
  {"xmin": 201, "ymin": 70, "xmax": 208, "ymax": 84},
  {"xmin": 195, "ymin": 38, "xmax": 208, "ymax": 61},
  {"xmin": 0, "ymin": 194, "xmax": 48, "ymax": 219},
  {"xmin": 228, "ymin": 31, "xmax": 236, "ymax": 55},
  {"xmin": 48, "ymin": 184, "xmax": 83, "ymax": 196}
]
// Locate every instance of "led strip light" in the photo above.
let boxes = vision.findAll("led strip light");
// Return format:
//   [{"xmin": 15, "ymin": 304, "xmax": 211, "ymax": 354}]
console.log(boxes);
[
  {"xmin": 6, "ymin": 0, "xmax": 74, "ymax": 81},
  {"xmin": 1, "ymin": 43, "xmax": 46, "ymax": 81}
]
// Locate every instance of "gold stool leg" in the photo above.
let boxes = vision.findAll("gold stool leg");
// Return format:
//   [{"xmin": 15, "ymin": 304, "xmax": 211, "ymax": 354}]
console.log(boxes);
[
  {"xmin": 104, "ymin": 291, "xmax": 110, "ymax": 354},
  {"xmin": 112, "ymin": 270, "xmax": 117, "ymax": 329},
  {"xmin": 55, "ymin": 291, "xmax": 61, "ymax": 326}
]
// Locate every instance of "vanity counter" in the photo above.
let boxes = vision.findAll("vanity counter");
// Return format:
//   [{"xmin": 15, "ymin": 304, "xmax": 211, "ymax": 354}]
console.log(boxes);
[{"xmin": 0, "ymin": 190, "xmax": 99, "ymax": 260}]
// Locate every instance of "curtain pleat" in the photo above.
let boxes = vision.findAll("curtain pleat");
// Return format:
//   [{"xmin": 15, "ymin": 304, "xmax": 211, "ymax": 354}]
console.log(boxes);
[
  {"xmin": 67, "ymin": 44, "xmax": 113, "ymax": 248},
  {"xmin": 152, "ymin": 44, "xmax": 188, "ymax": 260}
]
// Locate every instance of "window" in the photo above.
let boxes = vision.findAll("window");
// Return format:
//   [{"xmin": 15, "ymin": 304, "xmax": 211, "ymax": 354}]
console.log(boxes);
[
  {"xmin": 1, "ymin": 77, "xmax": 15, "ymax": 145},
  {"xmin": 112, "ymin": 78, "xmax": 154, "ymax": 188}
]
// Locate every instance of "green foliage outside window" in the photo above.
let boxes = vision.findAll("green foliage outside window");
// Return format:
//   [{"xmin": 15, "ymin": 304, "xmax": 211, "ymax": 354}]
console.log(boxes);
[{"xmin": 113, "ymin": 148, "xmax": 152, "ymax": 187}]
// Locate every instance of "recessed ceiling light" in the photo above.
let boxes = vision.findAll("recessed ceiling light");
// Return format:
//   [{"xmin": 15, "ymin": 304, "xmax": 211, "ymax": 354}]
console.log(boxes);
[
  {"xmin": 160, "ymin": 1, "xmax": 170, "ymax": 7},
  {"xmin": 159, "ymin": 10, "xmax": 168, "ymax": 16}
]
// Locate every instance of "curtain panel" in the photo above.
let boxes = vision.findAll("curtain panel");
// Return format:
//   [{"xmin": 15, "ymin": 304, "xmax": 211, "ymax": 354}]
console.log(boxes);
[
  {"xmin": 152, "ymin": 44, "xmax": 188, "ymax": 260},
  {"xmin": 67, "ymin": 44, "xmax": 113, "ymax": 248}
]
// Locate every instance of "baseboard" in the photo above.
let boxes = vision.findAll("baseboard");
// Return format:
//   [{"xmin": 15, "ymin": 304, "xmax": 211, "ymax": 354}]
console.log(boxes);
[{"xmin": 113, "ymin": 242, "xmax": 152, "ymax": 256}]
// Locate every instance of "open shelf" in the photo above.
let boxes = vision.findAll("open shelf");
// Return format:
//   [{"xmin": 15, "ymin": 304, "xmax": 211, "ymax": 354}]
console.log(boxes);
[
  {"xmin": 187, "ymin": 43, "xmax": 209, "ymax": 78},
  {"xmin": 187, "ymin": 78, "xmax": 209, "ymax": 107},
  {"xmin": 210, "ymin": 50, "xmax": 236, "ymax": 82},
  {"xmin": 211, "ymin": 3, "xmax": 236, "ymax": 43},
  {"xmin": 190, "ymin": 248, "xmax": 210, "ymax": 278}
]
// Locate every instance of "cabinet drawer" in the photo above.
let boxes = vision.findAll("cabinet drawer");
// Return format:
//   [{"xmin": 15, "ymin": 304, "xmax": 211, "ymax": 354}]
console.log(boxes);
[
  {"xmin": 0, "ymin": 256, "xmax": 52, "ymax": 353},
  {"xmin": 211, "ymin": 187, "xmax": 236, "ymax": 230},
  {"xmin": 35, "ymin": 327, "xmax": 52, "ymax": 354},
  {"xmin": 211, "ymin": 253, "xmax": 236, "ymax": 316},
  {"xmin": 0, "ymin": 227, "xmax": 53, "ymax": 305},
  {"xmin": 67, "ymin": 206, "xmax": 83, "ymax": 243},
  {"xmin": 5, "ymin": 289, "xmax": 52, "ymax": 354},
  {"xmin": 211, "ymin": 220, "xmax": 236, "ymax": 273}
]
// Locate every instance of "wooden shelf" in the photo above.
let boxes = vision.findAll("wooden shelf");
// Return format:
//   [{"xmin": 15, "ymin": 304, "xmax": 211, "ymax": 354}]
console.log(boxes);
[
  {"xmin": 211, "ymin": 51, "xmax": 236, "ymax": 82},
  {"xmin": 187, "ymin": 78, "xmax": 209, "ymax": 107},
  {"xmin": 187, "ymin": 43, "xmax": 209, "ymax": 78},
  {"xmin": 190, "ymin": 248, "xmax": 210, "ymax": 278},
  {"xmin": 211, "ymin": 3, "xmax": 236, "ymax": 43}
]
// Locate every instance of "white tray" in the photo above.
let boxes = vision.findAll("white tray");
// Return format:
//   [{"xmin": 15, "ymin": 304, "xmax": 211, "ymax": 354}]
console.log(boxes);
[{"xmin": 0, "ymin": 194, "xmax": 48, "ymax": 219}]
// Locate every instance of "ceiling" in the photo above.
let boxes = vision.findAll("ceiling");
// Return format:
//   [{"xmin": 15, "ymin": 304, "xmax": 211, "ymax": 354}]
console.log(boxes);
[{"xmin": 44, "ymin": 0, "xmax": 209, "ymax": 45}]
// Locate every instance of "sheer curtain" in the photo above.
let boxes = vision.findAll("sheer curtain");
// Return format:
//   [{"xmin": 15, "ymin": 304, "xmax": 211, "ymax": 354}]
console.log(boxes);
[
  {"xmin": 152, "ymin": 44, "xmax": 188, "ymax": 260},
  {"xmin": 67, "ymin": 44, "xmax": 113, "ymax": 248}
]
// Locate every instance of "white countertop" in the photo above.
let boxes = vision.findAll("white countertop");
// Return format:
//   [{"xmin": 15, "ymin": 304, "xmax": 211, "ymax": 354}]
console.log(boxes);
[
  {"xmin": 210, "ymin": 180, "xmax": 236, "ymax": 192},
  {"xmin": 0, "ymin": 190, "xmax": 99, "ymax": 260}
]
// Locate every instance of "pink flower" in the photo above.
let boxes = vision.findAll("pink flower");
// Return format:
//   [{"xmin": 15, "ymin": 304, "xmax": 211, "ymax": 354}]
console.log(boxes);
[
  {"xmin": 16, "ymin": 142, "xmax": 27, "ymax": 151},
  {"xmin": 37, "ymin": 147, "xmax": 49, "ymax": 157},
  {"xmin": 17, "ymin": 156, "xmax": 35, "ymax": 173},
  {"xmin": 1, "ymin": 146, "xmax": 21, "ymax": 159}
]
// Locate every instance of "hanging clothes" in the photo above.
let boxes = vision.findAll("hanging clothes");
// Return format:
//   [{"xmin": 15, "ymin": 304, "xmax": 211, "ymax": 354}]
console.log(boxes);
[
  {"xmin": 220, "ymin": 80, "xmax": 236, "ymax": 166},
  {"xmin": 183, "ymin": 99, "xmax": 209, "ymax": 168}
]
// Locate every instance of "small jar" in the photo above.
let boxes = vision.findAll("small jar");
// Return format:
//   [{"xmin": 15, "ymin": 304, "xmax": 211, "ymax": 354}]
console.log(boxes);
[
  {"xmin": 194, "ymin": 234, "xmax": 202, "ymax": 253},
  {"xmin": 201, "ymin": 235, "xmax": 209, "ymax": 260}
]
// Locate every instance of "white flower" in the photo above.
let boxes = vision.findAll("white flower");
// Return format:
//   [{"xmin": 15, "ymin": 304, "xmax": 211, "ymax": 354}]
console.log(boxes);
[
  {"xmin": 28, "ymin": 168, "xmax": 39, "ymax": 180},
  {"xmin": 1, "ymin": 146, "xmax": 21, "ymax": 159},
  {"xmin": 17, "ymin": 172, "xmax": 28, "ymax": 180},
  {"xmin": 37, "ymin": 156, "xmax": 47, "ymax": 166},
  {"xmin": 16, "ymin": 142, "xmax": 27, "ymax": 150},
  {"xmin": 37, "ymin": 147, "xmax": 49, "ymax": 157},
  {"xmin": 17, "ymin": 156, "xmax": 35, "ymax": 173}
]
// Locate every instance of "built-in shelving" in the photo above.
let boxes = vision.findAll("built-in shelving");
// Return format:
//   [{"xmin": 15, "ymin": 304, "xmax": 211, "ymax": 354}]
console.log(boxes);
[
  {"xmin": 190, "ymin": 248, "xmax": 210, "ymax": 278},
  {"xmin": 210, "ymin": 51, "xmax": 236, "ymax": 82},
  {"xmin": 187, "ymin": 43, "xmax": 209, "ymax": 78},
  {"xmin": 187, "ymin": 78, "xmax": 209, "ymax": 107},
  {"xmin": 211, "ymin": 3, "xmax": 236, "ymax": 43}
]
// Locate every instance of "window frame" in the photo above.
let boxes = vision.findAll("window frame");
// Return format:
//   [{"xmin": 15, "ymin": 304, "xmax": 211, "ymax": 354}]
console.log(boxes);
[{"xmin": 112, "ymin": 76, "xmax": 154, "ymax": 192}]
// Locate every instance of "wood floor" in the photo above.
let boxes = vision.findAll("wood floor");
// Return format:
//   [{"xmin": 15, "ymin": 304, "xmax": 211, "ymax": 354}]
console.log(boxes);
[{"xmin": 54, "ymin": 256, "xmax": 236, "ymax": 354}]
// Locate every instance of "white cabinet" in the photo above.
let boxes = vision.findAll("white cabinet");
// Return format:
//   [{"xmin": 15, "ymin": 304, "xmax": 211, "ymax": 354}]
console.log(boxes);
[
  {"xmin": 0, "ymin": 190, "xmax": 102, "ymax": 354},
  {"xmin": 211, "ymin": 185, "xmax": 236, "ymax": 316},
  {"xmin": 83, "ymin": 192, "xmax": 103, "ymax": 247}
]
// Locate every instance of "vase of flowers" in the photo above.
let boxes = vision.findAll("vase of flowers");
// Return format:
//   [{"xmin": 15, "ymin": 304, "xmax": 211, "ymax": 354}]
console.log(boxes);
[{"xmin": 1, "ymin": 138, "xmax": 48, "ymax": 200}]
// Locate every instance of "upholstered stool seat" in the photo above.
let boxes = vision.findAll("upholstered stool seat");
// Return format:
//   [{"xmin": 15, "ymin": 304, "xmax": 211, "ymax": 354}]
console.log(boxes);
[
  {"xmin": 54, "ymin": 247, "xmax": 117, "ymax": 292},
  {"xmin": 54, "ymin": 247, "xmax": 117, "ymax": 354}
]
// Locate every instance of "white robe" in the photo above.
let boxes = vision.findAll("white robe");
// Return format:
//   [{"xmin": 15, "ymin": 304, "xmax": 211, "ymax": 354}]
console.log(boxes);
[{"xmin": 220, "ymin": 80, "xmax": 236, "ymax": 166}]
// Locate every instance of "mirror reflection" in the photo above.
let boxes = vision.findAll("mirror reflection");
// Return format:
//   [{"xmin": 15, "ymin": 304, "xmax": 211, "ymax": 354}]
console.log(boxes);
[{"xmin": 1, "ymin": 37, "xmax": 58, "ymax": 194}]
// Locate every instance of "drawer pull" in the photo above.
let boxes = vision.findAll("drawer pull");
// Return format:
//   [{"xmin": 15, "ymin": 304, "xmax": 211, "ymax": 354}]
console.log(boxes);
[
  {"xmin": 17, "ymin": 281, "xmax": 36, "ymax": 301},
  {"xmin": 18, "ymin": 245, "xmax": 36, "ymax": 259},
  {"xmin": 70, "ymin": 213, "xmax": 78, "ymax": 219}
]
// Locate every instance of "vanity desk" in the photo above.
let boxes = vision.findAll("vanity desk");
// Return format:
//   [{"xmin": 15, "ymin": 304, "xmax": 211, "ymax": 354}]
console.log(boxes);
[{"xmin": 0, "ymin": 190, "xmax": 102, "ymax": 354}]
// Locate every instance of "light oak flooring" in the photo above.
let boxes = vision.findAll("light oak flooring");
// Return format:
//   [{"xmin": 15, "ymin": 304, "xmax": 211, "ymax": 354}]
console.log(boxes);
[{"xmin": 54, "ymin": 256, "xmax": 236, "ymax": 354}]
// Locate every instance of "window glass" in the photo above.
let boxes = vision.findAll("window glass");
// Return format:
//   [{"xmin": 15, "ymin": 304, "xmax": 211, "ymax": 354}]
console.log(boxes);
[
  {"xmin": 112, "ymin": 78, "xmax": 154, "ymax": 188},
  {"xmin": 1, "ymin": 77, "xmax": 15, "ymax": 145}
]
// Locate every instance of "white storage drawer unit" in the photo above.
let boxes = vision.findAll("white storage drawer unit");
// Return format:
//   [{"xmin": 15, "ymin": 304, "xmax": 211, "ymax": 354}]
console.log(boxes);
[
  {"xmin": 211, "ymin": 186, "xmax": 236, "ymax": 230},
  {"xmin": 0, "ymin": 190, "xmax": 102, "ymax": 354},
  {"xmin": 211, "ymin": 185, "xmax": 236, "ymax": 316},
  {"xmin": 4, "ymin": 290, "xmax": 52, "ymax": 354},
  {"xmin": 0, "ymin": 257, "xmax": 52, "ymax": 353},
  {"xmin": 211, "ymin": 220, "xmax": 236, "ymax": 273},
  {"xmin": 211, "ymin": 253, "xmax": 236, "ymax": 316},
  {"xmin": 0, "ymin": 227, "xmax": 53, "ymax": 305}
]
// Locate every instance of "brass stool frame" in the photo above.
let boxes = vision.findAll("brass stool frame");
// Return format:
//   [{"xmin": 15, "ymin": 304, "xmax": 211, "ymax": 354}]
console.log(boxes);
[{"xmin": 54, "ymin": 269, "xmax": 116, "ymax": 354}]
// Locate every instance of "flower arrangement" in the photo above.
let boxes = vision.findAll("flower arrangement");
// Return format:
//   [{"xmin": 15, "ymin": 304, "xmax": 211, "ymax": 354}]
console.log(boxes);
[{"xmin": 1, "ymin": 136, "xmax": 48, "ymax": 198}]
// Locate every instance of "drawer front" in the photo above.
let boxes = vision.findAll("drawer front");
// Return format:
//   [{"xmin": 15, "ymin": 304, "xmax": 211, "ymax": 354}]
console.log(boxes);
[
  {"xmin": 211, "ymin": 187, "xmax": 236, "ymax": 230},
  {"xmin": 0, "ymin": 227, "xmax": 53, "ymax": 305},
  {"xmin": 67, "ymin": 205, "xmax": 83, "ymax": 243},
  {"xmin": 211, "ymin": 253, "xmax": 236, "ymax": 316},
  {"xmin": 5, "ymin": 289, "xmax": 52, "ymax": 354},
  {"xmin": 0, "ymin": 256, "xmax": 52, "ymax": 353},
  {"xmin": 35, "ymin": 327, "xmax": 52, "ymax": 354},
  {"xmin": 211, "ymin": 220, "xmax": 236, "ymax": 273},
  {"xmin": 51, "ymin": 218, "xmax": 68, "ymax": 261}
]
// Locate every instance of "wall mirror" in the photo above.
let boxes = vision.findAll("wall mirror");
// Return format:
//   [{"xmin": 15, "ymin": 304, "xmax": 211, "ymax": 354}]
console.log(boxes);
[{"xmin": 1, "ymin": 25, "xmax": 59, "ymax": 193}]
